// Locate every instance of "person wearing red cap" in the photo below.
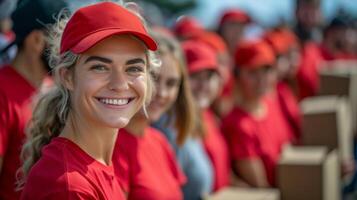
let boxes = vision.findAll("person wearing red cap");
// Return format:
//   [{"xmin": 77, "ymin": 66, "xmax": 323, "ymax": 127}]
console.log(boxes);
[
  {"xmin": 221, "ymin": 41, "xmax": 295, "ymax": 187},
  {"xmin": 20, "ymin": 2, "xmax": 158, "ymax": 199},
  {"xmin": 188, "ymin": 30, "xmax": 234, "ymax": 118},
  {"xmin": 183, "ymin": 40, "xmax": 230, "ymax": 192},
  {"xmin": 264, "ymin": 28, "xmax": 302, "ymax": 141},
  {"xmin": 0, "ymin": 0, "xmax": 67, "ymax": 199},
  {"xmin": 112, "ymin": 29, "xmax": 191, "ymax": 200},
  {"xmin": 217, "ymin": 9, "xmax": 251, "ymax": 56},
  {"xmin": 173, "ymin": 16, "xmax": 204, "ymax": 40}
]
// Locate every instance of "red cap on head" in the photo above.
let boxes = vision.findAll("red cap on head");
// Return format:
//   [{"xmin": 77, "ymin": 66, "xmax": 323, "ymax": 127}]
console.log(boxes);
[
  {"xmin": 235, "ymin": 40, "xmax": 276, "ymax": 69},
  {"xmin": 219, "ymin": 9, "xmax": 251, "ymax": 27},
  {"xmin": 189, "ymin": 31, "xmax": 228, "ymax": 54},
  {"xmin": 174, "ymin": 16, "xmax": 204, "ymax": 38},
  {"xmin": 182, "ymin": 40, "xmax": 218, "ymax": 74},
  {"xmin": 60, "ymin": 2, "xmax": 157, "ymax": 54},
  {"xmin": 264, "ymin": 28, "xmax": 297, "ymax": 55}
]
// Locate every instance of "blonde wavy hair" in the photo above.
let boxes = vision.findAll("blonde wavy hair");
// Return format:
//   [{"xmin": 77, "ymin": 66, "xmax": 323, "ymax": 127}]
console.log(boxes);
[{"xmin": 18, "ymin": 0, "xmax": 160, "ymax": 188}]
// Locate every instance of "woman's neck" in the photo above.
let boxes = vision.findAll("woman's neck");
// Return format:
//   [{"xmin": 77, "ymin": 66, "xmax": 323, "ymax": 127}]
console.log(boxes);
[
  {"xmin": 238, "ymin": 97, "xmax": 266, "ymax": 119},
  {"xmin": 11, "ymin": 52, "xmax": 47, "ymax": 88},
  {"xmin": 60, "ymin": 113, "xmax": 118, "ymax": 166},
  {"xmin": 124, "ymin": 112, "xmax": 149, "ymax": 136}
]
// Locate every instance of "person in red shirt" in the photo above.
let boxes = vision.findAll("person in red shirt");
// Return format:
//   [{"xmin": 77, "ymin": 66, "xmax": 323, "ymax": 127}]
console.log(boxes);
[
  {"xmin": 188, "ymin": 30, "xmax": 234, "ymax": 118},
  {"xmin": 183, "ymin": 40, "xmax": 230, "ymax": 191},
  {"xmin": 113, "ymin": 39, "xmax": 189, "ymax": 199},
  {"xmin": 148, "ymin": 29, "xmax": 214, "ymax": 200},
  {"xmin": 20, "ymin": 2, "xmax": 158, "ymax": 199},
  {"xmin": 264, "ymin": 28, "xmax": 302, "ymax": 141},
  {"xmin": 221, "ymin": 41, "xmax": 295, "ymax": 187},
  {"xmin": 217, "ymin": 9, "xmax": 251, "ymax": 56},
  {"xmin": 0, "ymin": 1, "xmax": 67, "ymax": 199}
]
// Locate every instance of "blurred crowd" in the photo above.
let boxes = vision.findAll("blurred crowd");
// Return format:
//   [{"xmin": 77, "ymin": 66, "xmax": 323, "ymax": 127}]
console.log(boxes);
[{"xmin": 1, "ymin": 0, "xmax": 357, "ymax": 200}]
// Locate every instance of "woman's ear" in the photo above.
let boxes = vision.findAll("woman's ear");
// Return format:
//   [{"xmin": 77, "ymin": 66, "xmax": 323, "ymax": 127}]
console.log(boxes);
[
  {"xmin": 59, "ymin": 67, "xmax": 74, "ymax": 91},
  {"xmin": 24, "ymin": 30, "xmax": 46, "ymax": 55}
]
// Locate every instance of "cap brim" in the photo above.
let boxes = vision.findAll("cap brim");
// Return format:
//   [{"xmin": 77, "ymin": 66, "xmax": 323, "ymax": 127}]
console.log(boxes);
[
  {"xmin": 188, "ymin": 60, "xmax": 218, "ymax": 74},
  {"xmin": 71, "ymin": 29, "xmax": 157, "ymax": 54}
]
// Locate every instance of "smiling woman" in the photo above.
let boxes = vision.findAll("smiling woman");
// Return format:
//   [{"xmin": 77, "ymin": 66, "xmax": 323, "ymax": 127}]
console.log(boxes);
[{"xmin": 18, "ymin": 2, "xmax": 158, "ymax": 200}]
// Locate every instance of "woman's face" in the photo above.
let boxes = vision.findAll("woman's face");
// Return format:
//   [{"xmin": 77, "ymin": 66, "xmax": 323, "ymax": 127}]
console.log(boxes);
[
  {"xmin": 189, "ymin": 69, "xmax": 221, "ymax": 109},
  {"xmin": 148, "ymin": 53, "xmax": 181, "ymax": 121},
  {"xmin": 64, "ymin": 35, "xmax": 147, "ymax": 129},
  {"xmin": 237, "ymin": 66, "xmax": 273, "ymax": 101}
]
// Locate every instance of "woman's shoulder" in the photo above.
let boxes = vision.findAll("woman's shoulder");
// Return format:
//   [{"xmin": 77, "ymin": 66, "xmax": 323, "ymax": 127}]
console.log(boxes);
[
  {"xmin": 22, "ymin": 138, "xmax": 100, "ymax": 199},
  {"xmin": 222, "ymin": 107, "xmax": 256, "ymax": 133}
]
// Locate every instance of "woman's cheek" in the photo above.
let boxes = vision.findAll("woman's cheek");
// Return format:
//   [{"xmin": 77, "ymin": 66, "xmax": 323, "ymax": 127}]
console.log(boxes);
[{"xmin": 132, "ymin": 75, "xmax": 147, "ymax": 100}]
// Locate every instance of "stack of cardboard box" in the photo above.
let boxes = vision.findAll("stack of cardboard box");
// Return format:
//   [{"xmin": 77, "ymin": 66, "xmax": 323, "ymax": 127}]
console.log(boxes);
[
  {"xmin": 300, "ymin": 96, "xmax": 353, "ymax": 161},
  {"xmin": 278, "ymin": 146, "xmax": 340, "ymax": 200}
]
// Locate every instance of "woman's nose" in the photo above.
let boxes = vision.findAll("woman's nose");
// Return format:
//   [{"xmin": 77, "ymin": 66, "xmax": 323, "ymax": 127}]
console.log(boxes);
[{"xmin": 108, "ymin": 70, "xmax": 129, "ymax": 91}]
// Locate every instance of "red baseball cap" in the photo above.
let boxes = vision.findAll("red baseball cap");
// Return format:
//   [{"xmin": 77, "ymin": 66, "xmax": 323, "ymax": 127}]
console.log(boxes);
[
  {"xmin": 235, "ymin": 40, "xmax": 276, "ymax": 69},
  {"xmin": 60, "ymin": 2, "xmax": 157, "ymax": 54},
  {"xmin": 264, "ymin": 28, "xmax": 297, "ymax": 55},
  {"xmin": 182, "ymin": 40, "xmax": 218, "ymax": 74},
  {"xmin": 189, "ymin": 31, "xmax": 228, "ymax": 54},
  {"xmin": 173, "ymin": 16, "xmax": 204, "ymax": 38},
  {"xmin": 219, "ymin": 9, "xmax": 251, "ymax": 28}
]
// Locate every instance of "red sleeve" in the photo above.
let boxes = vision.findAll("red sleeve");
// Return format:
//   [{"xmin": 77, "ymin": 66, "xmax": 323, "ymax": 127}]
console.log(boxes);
[
  {"xmin": 0, "ymin": 93, "xmax": 11, "ymax": 156},
  {"xmin": 222, "ymin": 113, "xmax": 260, "ymax": 161},
  {"xmin": 154, "ymin": 129, "xmax": 187, "ymax": 186}
]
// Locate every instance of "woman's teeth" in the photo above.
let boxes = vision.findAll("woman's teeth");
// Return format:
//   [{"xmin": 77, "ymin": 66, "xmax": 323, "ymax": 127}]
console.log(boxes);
[{"xmin": 99, "ymin": 98, "xmax": 130, "ymax": 105}]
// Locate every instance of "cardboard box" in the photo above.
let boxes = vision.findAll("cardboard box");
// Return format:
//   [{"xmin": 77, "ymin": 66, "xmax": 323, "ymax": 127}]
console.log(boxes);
[
  {"xmin": 300, "ymin": 96, "xmax": 353, "ymax": 161},
  {"xmin": 205, "ymin": 187, "xmax": 280, "ymax": 200},
  {"xmin": 319, "ymin": 67, "xmax": 357, "ymax": 132},
  {"xmin": 278, "ymin": 146, "xmax": 340, "ymax": 200}
]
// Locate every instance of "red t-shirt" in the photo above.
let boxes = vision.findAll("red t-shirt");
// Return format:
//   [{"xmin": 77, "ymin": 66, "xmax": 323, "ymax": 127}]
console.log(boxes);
[
  {"xmin": 202, "ymin": 109, "xmax": 230, "ymax": 191},
  {"xmin": 113, "ymin": 127, "xmax": 186, "ymax": 200},
  {"xmin": 296, "ymin": 42, "xmax": 322, "ymax": 100},
  {"xmin": 221, "ymin": 97, "xmax": 294, "ymax": 186},
  {"xmin": 0, "ymin": 66, "xmax": 36, "ymax": 200},
  {"xmin": 276, "ymin": 81, "xmax": 302, "ymax": 142},
  {"xmin": 21, "ymin": 137, "xmax": 125, "ymax": 200}
]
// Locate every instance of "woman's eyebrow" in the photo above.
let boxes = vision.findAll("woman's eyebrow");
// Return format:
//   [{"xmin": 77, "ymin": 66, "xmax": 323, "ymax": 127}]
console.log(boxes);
[
  {"xmin": 84, "ymin": 56, "xmax": 112, "ymax": 64},
  {"xmin": 126, "ymin": 58, "xmax": 145, "ymax": 65}
]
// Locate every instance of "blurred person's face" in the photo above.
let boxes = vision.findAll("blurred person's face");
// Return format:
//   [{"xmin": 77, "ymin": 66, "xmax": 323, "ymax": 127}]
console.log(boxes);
[
  {"xmin": 62, "ymin": 35, "xmax": 147, "ymax": 129},
  {"xmin": 221, "ymin": 22, "xmax": 246, "ymax": 52},
  {"xmin": 148, "ymin": 53, "xmax": 181, "ymax": 121},
  {"xmin": 345, "ymin": 27, "xmax": 357, "ymax": 54},
  {"xmin": 189, "ymin": 69, "xmax": 221, "ymax": 109},
  {"xmin": 217, "ymin": 51, "xmax": 232, "ymax": 85},
  {"xmin": 276, "ymin": 47, "xmax": 300, "ymax": 79},
  {"xmin": 237, "ymin": 66, "xmax": 273, "ymax": 101},
  {"xmin": 0, "ymin": 18, "xmax": 12, "ymax": 33},
  {"xmin": 296, "ymin": 3, "xmax": 322, "ymax": 30},
  {"xmin": 325, "ymin": 27, "xmax": 352, "ymax": 53}
]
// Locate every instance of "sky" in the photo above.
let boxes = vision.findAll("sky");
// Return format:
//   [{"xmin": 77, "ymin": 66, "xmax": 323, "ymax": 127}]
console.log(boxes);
[
  {"xmin": 187, "ymin": 0, "xmax": 357, "ymax": 28},
  {"xmin": 66, "ymin": 0, "xmax": 357, "ymax": 28}
]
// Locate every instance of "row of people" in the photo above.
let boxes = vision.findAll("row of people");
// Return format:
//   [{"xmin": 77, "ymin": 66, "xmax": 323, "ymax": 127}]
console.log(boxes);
[{"xmin": 1, "ymin": 0, "xmax": 357, "ymax": 199}]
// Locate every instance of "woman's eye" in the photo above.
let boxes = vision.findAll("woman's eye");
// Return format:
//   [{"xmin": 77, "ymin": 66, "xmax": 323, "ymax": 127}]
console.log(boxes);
[
  {"xmin": 127, "ymin": 66, "xmax": 144, "ymax": 73},
  {"xmin": 167, "ymin": 79, "xmax": 179, "ymax": 88},
  {"xmin": 90, "ymin": 64, "xmax": 108, "ymax": 72}
]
